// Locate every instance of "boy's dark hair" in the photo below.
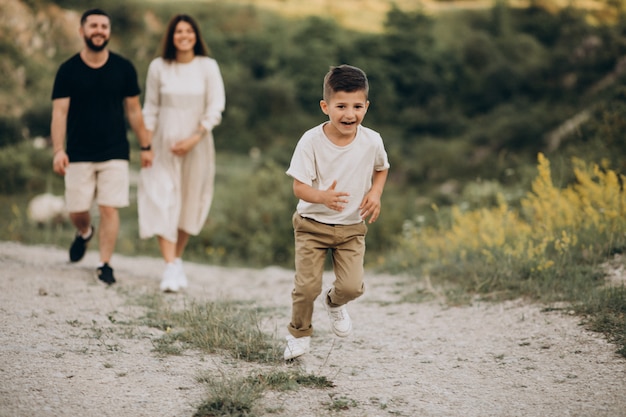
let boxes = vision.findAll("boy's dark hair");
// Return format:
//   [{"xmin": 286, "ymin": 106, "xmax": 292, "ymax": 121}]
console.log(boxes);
[
  {"xmin": 323, "ymin": 65, "xmax": 369, "ymax": 101},
  {"xmin": 81, "ymin": 9, "xmax": 110, "ymax": 25},
  {"xmin": 160, "ymin": 14, "xmax": 210, "ymax": 61}
]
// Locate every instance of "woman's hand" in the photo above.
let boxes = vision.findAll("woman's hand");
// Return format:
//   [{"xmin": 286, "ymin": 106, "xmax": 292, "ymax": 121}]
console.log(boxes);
[{"xmin": 170, "ymin": 134, "xmax": 201, "ymax": 156}]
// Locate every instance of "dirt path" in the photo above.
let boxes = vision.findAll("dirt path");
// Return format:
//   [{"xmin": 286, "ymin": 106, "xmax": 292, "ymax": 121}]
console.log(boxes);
[{"xmin": 1, "ymin": 241, "xmax": 625, "ymax": 417}]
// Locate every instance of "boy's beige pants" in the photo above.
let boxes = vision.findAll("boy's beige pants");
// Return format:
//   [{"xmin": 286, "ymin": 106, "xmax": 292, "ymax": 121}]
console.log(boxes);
[{"xmin": 287, "ymin": 212, "xmax": 367, "ymax": 338}]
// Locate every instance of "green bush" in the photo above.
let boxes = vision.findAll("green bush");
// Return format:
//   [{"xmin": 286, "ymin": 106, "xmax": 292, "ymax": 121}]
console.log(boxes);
[
  {"xmin": 22, "ymin": 104, "xmax": 52, "ymax": 139},
  {"xmin": 0, "ymin": 142, "xmax": 55, "ymax": 194},
  {"xmin": 0, "ymin": 118, "xmax": 24, "ymax": 148},
  {"xmin": 199, "ymin": 156, "xmax": 296, "ymax": 267}
]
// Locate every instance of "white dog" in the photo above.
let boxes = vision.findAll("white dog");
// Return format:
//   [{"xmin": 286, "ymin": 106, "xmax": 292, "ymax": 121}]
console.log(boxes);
[{"xmin": 27, "ymin": 193, "xmax": 68, "ymax": 226}]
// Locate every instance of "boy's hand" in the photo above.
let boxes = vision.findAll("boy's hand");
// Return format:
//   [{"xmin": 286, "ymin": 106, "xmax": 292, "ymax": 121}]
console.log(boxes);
[
  {"xmin": 323, "ymin": 180, "xmax": 350, "ymax": 212},
  {"xmin": 360, "ymin": 190, "xmax": 382, "ymax": 223}
]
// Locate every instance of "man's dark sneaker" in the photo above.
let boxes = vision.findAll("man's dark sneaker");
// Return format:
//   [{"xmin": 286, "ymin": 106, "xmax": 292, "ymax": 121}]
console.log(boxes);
[
  {"xmin": 69, "ymin": 225, "xmax": 94, "ymax": 262},
  {"xmin": 96, "ymin": 263, "xmax": 116, "ymax": 285}
]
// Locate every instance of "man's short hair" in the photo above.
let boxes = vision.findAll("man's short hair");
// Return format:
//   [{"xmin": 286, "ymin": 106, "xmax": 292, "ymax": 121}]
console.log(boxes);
[
  {"xmin": 323, "ymin": 65, "xmax": 369, "ymax": 101},
  {"xmin": 81, "ymin": 8, "xmax": 110, "ymax": 25}
]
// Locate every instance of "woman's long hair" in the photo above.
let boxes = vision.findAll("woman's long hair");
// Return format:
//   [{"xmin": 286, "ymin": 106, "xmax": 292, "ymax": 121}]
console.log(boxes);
[{"xmin": 160, "ymin": 14, "xmax": 210, "ymax": 61}]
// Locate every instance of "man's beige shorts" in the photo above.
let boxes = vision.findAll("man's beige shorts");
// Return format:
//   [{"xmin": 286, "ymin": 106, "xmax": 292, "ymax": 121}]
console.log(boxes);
[{"xmin": 65, "ymin": 159, "xmax": 129, "ymax": 212}]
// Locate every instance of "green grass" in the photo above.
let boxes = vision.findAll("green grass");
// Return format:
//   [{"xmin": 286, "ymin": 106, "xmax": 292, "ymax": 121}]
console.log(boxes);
[
  {"xmin": 193, "ymin": 374, "xmax": 263, "ymax": 417},
  {"xmin": 192, "ymin": 369, "xmax": 334, "ymax": 416},
  {"xmin": 576, "ymin": 284, "xmax": 626, "ymax": 357},
  {"xmin": 128, "ymin": 291, "xmax": 336, "ymax": 416},
  {"xmin": 243, "ymin": 370, "xmax": 334, "ymax": 391},
  {"xmin": 325, "ymin": 394, "xmax": 358, "ymax": 411},
  {"xmin": 134, "ymin": 293, "xmax": 283, "ymax": 362}
]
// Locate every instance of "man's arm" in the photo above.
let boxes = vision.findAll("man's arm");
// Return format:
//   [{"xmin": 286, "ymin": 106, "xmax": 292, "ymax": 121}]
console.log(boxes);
[
  {"xmin": 124, "ymin": 95, "xmax": 152, "ymax": 168},
  {"xmin": 51, "ymin": 97, "xmax": 70, "ymax": 175}
]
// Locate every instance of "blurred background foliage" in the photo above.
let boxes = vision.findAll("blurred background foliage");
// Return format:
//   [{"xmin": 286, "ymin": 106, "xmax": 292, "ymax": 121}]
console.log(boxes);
[{"xmin": 2, "ymin": 0, "xmax": 626, "ymax": 270}]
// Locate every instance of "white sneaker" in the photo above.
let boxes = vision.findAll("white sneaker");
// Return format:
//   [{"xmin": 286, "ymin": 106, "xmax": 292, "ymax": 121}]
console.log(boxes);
[
  {"xmin": 284, "ymin": 335, "xmax": 310, "ymax": 360},
  {"xmin": 174, "ymin": 258, "xmax": 188, "ymax": 289},
  {"xmin": 160, "ymin": 263, "xmax": 180, "ymax": 293},
  {"xmin": 323, "ymin": 287, "xmax": 352, "ymax": 337}
]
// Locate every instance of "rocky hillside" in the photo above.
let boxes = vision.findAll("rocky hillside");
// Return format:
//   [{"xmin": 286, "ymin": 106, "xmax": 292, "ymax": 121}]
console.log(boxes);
[{"xmin": 0, "ymin": 0, "xmax": 81, "ymax": 117}]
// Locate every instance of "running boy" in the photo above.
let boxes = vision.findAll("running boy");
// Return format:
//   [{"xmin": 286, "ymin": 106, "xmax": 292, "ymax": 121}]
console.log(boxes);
[{"xmin": 284, "ymin": 65, "xmax": 390, "ymax": 360}]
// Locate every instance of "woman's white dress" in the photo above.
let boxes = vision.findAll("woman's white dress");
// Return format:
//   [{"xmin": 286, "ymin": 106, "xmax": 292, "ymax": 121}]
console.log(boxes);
[{"xmin": 138, "ymin": 56, "xmax": 225, "ymax": 242}]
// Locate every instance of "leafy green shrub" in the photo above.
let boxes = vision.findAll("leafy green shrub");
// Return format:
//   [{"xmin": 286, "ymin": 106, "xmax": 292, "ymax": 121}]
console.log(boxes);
[
  {"xmin": 22, "ymin": 104, "xmax": 52, "ymax": 139},
  {"xmin": 0, "ymin": 142, "xmax": 55, "ymax": 194},
  {"xmin": 0, "ymin": 117, "xmax": 24, "ymax": 148},
  {"xmin": 569, "ymin": 85, "xmax": 626, "ymax": 171},
  {"xmin": 394, "ymin": 153, "xmax": 626, "ymax": 301},
  {"xmin": 198, "ymin": 156, "xmax": 296, "ymax": 267}
]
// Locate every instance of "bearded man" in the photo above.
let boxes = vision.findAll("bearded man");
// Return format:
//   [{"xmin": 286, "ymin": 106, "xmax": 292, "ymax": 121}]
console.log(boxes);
[{"xmin": 50, "ymin": 8, "xmax": 152, "ymax": 285}]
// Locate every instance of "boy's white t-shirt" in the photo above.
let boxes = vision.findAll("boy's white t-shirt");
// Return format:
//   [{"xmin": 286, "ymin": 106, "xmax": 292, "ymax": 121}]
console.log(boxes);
[{"xmin": 286, "ymin": 123, "xmax": 390, "ymax": 225}]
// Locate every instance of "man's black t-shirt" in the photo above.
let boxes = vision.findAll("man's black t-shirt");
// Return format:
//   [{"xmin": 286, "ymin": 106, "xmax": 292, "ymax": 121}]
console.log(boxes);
[{"xmin": 51, "ymin": 52, "xmax": 141, "ymax": 162}]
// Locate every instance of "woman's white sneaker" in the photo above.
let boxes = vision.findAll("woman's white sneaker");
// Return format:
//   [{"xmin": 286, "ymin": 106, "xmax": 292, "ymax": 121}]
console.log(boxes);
[
  {"xmin": 174, "ymin": 258, "xmax": 188, "ymax": 289},
  {"xmin": 160, "ymin": 263, "xmax": 180, "ymax": 292}
]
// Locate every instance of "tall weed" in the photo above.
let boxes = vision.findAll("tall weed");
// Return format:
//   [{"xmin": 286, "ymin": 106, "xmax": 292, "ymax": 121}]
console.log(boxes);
[{"xmin": 395, "ymin": 153, "xmax": 626, "ymax": 298}]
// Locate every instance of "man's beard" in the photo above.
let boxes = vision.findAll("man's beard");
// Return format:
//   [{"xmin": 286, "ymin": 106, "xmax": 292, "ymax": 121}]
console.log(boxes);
[{"xmin": 84, "ymin": 35, "xmax": 109, "ymax": 52}]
